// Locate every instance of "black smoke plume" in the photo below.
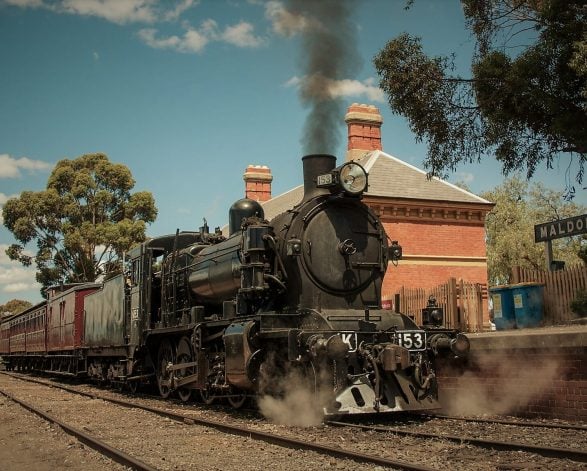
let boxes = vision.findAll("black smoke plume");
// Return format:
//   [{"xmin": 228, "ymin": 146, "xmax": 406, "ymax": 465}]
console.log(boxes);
[{"xmin": 287, "ymin": 0, "xmax": 361, "ymax": 154}]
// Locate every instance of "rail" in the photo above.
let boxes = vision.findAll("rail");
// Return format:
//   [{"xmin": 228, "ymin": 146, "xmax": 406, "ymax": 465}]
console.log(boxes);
[
  {"xmin": 0, "ymin": 387, "xmax": 158, "ymax": 471},
  {"xmin": 326, "ymin": 420, "xmax": 587, "ymax": 463}
]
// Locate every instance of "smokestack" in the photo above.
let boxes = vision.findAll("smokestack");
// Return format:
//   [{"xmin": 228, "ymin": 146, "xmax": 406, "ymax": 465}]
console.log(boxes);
[
  {"xmin": 345, "ymin": 103, "xmax": 383, "ymax": 161},
  {"xmin": 243, "ymin": 165, "xmax": 272, "ymax": 202},
  {"xmin": 302, "ymin": 154, "xmax": 336, "ymax": 202}
]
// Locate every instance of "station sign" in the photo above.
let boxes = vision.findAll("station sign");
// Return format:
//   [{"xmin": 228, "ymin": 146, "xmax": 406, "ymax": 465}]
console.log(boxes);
[{"xmin": 534, "ymin": 214, "xmax": 587, "ymax": 242}]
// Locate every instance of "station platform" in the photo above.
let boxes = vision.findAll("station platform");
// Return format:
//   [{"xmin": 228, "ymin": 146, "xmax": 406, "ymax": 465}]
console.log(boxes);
[
  {"xmin": 467, "ymin": 323, "xmax": 587, "ymax": 349},
  {"xmin": 436, "ymin": 322, "xmax": 587, "ymax": 421}
]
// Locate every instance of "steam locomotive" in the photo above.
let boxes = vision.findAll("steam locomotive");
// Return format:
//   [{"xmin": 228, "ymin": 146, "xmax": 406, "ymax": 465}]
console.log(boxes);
[{"xmin": 0, "ymin": 154, "xmax": 469, "ymax": 415}]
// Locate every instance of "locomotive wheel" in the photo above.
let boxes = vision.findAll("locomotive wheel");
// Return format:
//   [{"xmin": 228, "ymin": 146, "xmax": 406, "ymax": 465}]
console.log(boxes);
[
  {"xmin": 227, "ymin": 390, "xmax": 248, "ymax": 409},
  {"xmin": 157, "ymin": 339, "xmax": 176, "ymax": 399},
  {"xmin": 176, "ymin": 336, "xmax": 193, "ymax": 402},
  {"xmin": 199, "ymin": 388, "xmax": 215, "ymax": 405},
  {"xmin": 128, "ymin": 381, "xmax": 139, "ymax": 394}
]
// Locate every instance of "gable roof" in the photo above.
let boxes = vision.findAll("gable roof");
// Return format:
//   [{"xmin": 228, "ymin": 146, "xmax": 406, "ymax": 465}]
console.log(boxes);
[{"xmin": 357, "ymin": 150, "xmax": 491, "ymax": 204}]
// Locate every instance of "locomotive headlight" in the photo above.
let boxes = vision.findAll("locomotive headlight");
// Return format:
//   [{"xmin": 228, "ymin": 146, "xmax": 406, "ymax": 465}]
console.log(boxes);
[
  {"xmin": 339, "ymin": 162, "xmax": 367, "ymax": 195},
  {"xmin": 316, "ymin": 161, "xmax": 368, "ymax": 196}
]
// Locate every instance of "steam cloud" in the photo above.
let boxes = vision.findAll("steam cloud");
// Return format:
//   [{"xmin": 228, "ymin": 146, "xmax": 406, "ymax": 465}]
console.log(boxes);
[
  {"xmin": 257, "ymin": 355, "xmax": 334, "ymax": 426},
  {"xmin": 440, "ymin": 351, "xmax": 562, "ymax": 416},
  {"xmin": 285, "ymin": 0, "xmax": 361, "ymax": 154}
]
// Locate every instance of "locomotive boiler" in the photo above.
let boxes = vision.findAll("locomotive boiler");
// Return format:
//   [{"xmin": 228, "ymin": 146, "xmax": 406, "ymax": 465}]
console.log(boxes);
[{"xmin": 1, "ymin": 154, "xmax": 469, "ymax": 416}]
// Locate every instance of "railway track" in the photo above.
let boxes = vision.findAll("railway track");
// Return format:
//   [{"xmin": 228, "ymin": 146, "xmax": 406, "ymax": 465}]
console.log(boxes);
[
  {"xmin": 0, "ymin": 386, "xmax": 157, "ymax": 471},
  {"xmin": 326, "ymin": 419, "xmax": 587, "ymax": 463},
  {"xmin": 0, "ymin": 372, "xmax": 434, "ymax": 471},
  {"xmin": 428, "ymin": 413, "xmax": 587, "ymax": 431},
  {"xmin": 3, "ymin": 372, "xmax": 586, "ymax": 470}
]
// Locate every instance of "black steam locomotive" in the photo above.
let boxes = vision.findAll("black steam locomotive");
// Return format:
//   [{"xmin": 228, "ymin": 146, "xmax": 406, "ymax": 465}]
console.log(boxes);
[{"xmin": 1, "ymin": 155, "xmax": 469, "ymax": 415}]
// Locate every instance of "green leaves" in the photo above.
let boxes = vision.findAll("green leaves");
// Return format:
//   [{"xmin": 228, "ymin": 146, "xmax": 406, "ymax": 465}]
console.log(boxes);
[
  {"xmin": 482, "ymin": 176, "xmax": 585, "ymax": 284},
  {"xmin": 374, "ymin": 0, "xmax": 587, "ymax": 187},
  {"xmin": 2, "ymin": 152, "xmax": 158, "ymax": 297},
  {"xmin": 374, "ymin": 33, "xmax": 485, "ymax": 178},
  {"xmin": 0, "ymin": 299, "xmax": 32, "ymax": 316}
]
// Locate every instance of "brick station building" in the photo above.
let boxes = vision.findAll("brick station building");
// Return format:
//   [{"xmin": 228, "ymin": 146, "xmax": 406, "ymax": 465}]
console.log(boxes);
[{"xmin": 242, "ymin": 103, "xmax": 495, "ymax": 325}]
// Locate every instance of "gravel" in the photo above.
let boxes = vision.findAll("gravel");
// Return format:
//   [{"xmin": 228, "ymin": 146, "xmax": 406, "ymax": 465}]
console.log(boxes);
[{"xmin": 1, "ymin": 373, "xmax": 586, "ymax": 471}]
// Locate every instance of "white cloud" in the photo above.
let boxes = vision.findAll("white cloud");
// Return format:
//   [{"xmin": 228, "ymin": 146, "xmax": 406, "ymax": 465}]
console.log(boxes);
[
  {"xmin": 138, "ymin": 27, "xmax": 208, "ymax": 53},
  {"xmin": 265, "ymin": 0, "xmax": 319, "ymax": 37},
  {"xmin": 6, "ymin": 0, "xmax": 260, "ymax": 53},
  {"xmin": 283, "ymin": 76, "xmax": 301, "ymax": 88},
  {"xmin": 284, "ymin": 75, "xmax": 385, "ymax": 103},
  {"xmin": 328, "ymin": 79, "xmax": 385, "ymax": 102},
  {"xmin": 0, "ymin": 192, "xmax": 18, "ymax": 205},
  {"xmin": 455, "ymin": 172, "xmax": 475, "ymax": 184},
  {"xmin": 163, "ymin": 0, "xmax": 196, "ymax": 22},
  {"xmin": 182, "ymin": 28, "xmax": 210, "ymax": 52},
  {"xmin": 59, "ymin": 0, "xmax": 157, "ymax": 24},
  {"xmin": 0, "ymin": 244, "xmax": 41, "ymax": 297},
  {"xmin": 221, "ymin": 21, "xmax": 265, "ymax": 48},
  {"xmin": 138, "ymin": 19, "xmax": 264, "ymax": 53},
  {"xmin": 3, "ymin": 0, "xmax": 198, "ymax": 25},
  {"xmin": 139, "ymin": 28, "xmax": 182, "ymax": 50},
  {"xmin": 4, "ymin": 282, "xmax": 36, "ymax": 293},
  {"xmin": 0, "ymin": 154, "xmax": 52, "ymax": 178},
  {"xmin": 4, "ymin": 0, "xmax": 44, "ymax": 6}
]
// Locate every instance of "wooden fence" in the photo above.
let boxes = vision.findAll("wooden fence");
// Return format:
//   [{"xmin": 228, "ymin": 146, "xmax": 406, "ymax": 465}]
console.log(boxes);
[
  {"xmin": 511, "ymin": 265, "xmax": 587, "ymax": 324},
  {"xmin": 391, "ymin": 278, "xmax": 486, "ymax": 332}
]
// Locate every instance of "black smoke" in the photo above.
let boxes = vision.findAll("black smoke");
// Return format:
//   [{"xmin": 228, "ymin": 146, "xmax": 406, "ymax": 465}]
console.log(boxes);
[{"xmin": 287, "ymin": 0, "xmax": 361, "ymax": 154}]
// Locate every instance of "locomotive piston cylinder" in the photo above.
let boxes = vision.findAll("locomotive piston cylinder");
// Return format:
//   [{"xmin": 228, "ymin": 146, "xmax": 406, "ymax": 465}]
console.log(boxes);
[{"xmin": 307, "ymin": 334, "xmax": 349, "ymax": 360}]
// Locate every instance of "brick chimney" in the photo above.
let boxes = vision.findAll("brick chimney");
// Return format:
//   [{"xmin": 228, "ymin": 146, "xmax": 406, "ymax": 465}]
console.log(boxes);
[
  {"xmin": 243, "ymin": 165, "xmax": 272, "ymax": 202},
  {"xmin": 344, "ymin": 103, "xmax": 383, "ymax": 161}
]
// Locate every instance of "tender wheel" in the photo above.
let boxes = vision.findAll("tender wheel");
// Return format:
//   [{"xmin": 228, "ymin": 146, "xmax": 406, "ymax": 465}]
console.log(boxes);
[
  {"xmin": 176, "ymin": 336, "xmax": 194, "ymax": 402},
  {"xmin": 157, "ymin": 339, "xmax": 175, "ymax": 399},
  {"xmin": 227, "ymin": 390, "xmax": 248, "ymax": 409}
]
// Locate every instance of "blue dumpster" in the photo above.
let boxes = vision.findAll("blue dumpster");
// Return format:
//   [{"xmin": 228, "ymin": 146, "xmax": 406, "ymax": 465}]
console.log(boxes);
[
  {"xmin": 511, "ymin": 283, "xmax": 544, "ymax": 328},
  {"xmin": 489, "ymin": 286, "xmax": 516, "ymax": 330}
]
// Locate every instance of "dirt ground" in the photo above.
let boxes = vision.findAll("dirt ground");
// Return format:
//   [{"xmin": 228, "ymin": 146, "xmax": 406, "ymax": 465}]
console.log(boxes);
[{"xmin": 0, "ymin": 395, "xmax": 125, "ymax": 471}]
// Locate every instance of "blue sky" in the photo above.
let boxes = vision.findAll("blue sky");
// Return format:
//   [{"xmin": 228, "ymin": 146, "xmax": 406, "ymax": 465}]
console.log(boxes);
[{"xmin": 0, "ymin": 0, "xmax": 584, "ymax": 305}]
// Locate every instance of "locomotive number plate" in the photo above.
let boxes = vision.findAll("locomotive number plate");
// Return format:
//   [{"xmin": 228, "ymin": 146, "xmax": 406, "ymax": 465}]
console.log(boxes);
[{"xmin": 394, "ymin": 331, "xmax": 427, "ymax": 351}]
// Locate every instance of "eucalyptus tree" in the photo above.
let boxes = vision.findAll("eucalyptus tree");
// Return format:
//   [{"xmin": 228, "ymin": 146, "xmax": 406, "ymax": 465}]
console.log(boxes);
[
  {"xmin": 482, "ymin": 177, "xmax": 584, "ymax": 284},
  {"xmin": 3, "ymin": 153, "xmax": 157, "ymax": 297},
  {"xmin": 374, "ymin": 0, "xmax": 586, "ymax": 196}
]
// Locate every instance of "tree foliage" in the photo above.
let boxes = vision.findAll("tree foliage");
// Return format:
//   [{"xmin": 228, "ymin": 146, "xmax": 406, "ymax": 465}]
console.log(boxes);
[
  {"xmin": 3, "ymin": 153, "xmax": 157, "ymax": 297},
  {"xmin": 482, "ymin": 176, "xmax": 585, "ymax": 284},
  {"xmin": 0, "ymin": 299, "xmax": 33, "ymax": 317},
  {"xmin": 374, "ymin": 0, "xmax": 587, "ymax": 194}
]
